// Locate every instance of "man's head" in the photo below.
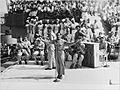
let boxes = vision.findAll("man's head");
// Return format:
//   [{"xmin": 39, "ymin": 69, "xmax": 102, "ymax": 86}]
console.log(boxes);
[
  {"xmin": 56, "ymin": 19, "xmax": 60, "ymax": 24},
  {"xmin": 18, "ymin": 37, "xmax": 23, "ymax": 42},
  {"xmin": 24, "ymin": 36, "xmax": 28, "ymax": 41},
  {"xmin": 100, "ymin": 36, "xmax": 106, "ymax": 43},
  {"xmin": 38, "ymin": 20, "xmax": 43, "ymax": 25},
  {"xmin": 99, "ymin": 32, "xmax": 103, "ymax": 36},
  {"xmin": 76, "ymin": 25, "xmax": 81, "ymax": 31},
  {"xmin": 77, "ymin": 35, "xmax": 83, "ymax": 41},
  {"xmin": 57, "ymin": 33, "xmax": 62, "ymax": 40},
  {"xmin": 47, "ymin": 25, "xmax": 52, "ymax": 33},
  {"xmin": 111, "ymin": 31, "xmax": 114, "ymax": 36},
  {"xmin": 71, "ymin": 18, "xmax": 75, "ymax": 23}
]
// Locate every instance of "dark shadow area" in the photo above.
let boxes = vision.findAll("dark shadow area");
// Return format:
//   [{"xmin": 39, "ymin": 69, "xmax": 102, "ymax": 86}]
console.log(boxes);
[
  {"xmin": 3, "ymin": 75, "xmax": 55, "ymax": 80},
  {"xmin": 11, "ymin": 65, "xmax": 47, "ymax": 70}
]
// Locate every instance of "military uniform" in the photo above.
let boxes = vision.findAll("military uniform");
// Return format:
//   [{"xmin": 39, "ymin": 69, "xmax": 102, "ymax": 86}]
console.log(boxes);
[
  {"xmin": 70, "ymin": 40, "xmax": 85, "ymax": 69},
  {"xmin": 32, "ymin": 38, "xmax": 45, "ymax": 65},
  {"xmin": 46, "ymin": 29, "xmax": 56, "ymax": 70},
  {"xmin": 16, "ymin": 41, "xmax": 29, "ymax": 64},
  {"xmin": 54, "ymin": 39, "xmax": 66, "ymax": 78}
]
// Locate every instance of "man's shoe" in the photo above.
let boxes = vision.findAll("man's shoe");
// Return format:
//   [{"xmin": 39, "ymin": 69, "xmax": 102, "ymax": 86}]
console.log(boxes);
[
  {"xmin": 52, "ymin": 67, "xmax": 56, "ymax": 69},
  {"xmin": 36, "ymin": 62, "xmax": 39, "ymax": 65},
  {"xmin": 104, "ymin": 65, "xmax": 110, "ymax": 67},
  {"xmin": 70, "ymin": 63, "xmax": 74, "ymax": 69},
  {"xmin": 18, "ymin": 61, "xmax": 22, "ymax": 64},
  {"xmin": 41, "ymin": 62, "xmax": 44, "ymax": 66},
  {"xmin": 57, "ymin": 75, "xmax": 62, "ymax": 79},
  {"xmin": 45, "ymin": 68, "xmax": 52, "ymax": 70},
  {"xmin": 75, "ymin": 64, "xmax": 82, "ymax": 69},
  {"xmin": 25, "ymin": 61, "xmax": 27, "ymax": 64}
]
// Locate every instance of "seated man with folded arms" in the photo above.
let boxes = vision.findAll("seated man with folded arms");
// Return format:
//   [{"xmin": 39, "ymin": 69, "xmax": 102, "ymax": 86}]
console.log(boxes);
[
  {"xmin": 32, "ymin": 37, "xmax": 45, "ymax": 65},
  {"xmin": 16, "ymin": 37, "xmax": 30, "ymax": 64},
  {"xmin": 69, "ymin": 36, "xmax": 86, "ymax": 69}
]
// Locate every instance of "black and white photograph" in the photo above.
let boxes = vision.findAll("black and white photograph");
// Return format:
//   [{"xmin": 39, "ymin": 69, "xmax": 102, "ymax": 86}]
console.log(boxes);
[{"xmin": 0, "ymin": 0, "xmax": 120, "ymax": 90}]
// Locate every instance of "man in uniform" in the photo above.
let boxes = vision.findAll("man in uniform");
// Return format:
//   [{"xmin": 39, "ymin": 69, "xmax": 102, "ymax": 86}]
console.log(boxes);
[
  {"xmin": 45, "ymin": 26, "xmax": 56, "ymax": 70},
  {"xmin": 70, "ymin": 25, "xmax": 86, "ymax": 69},
  {"xmin": 74, "ymin": 25, "xmax": 86, "ymax": 42},
  {"xmin": 23, "ymin": 36, "xmax": 31, "ymax": 55},
  {"xmin": 16, "ymin": 37, "xmax": 30, "ymax": 64},
  {"xmin": 32, "ymin": 37, "xmax": 45, "ymax": 65},
  {"xmin": 70, "ymin": 36, "xmax": 86, "ymax": 69}
]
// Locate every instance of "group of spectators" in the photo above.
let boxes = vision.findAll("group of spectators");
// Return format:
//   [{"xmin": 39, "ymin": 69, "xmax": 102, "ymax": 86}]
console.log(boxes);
[
  {"xmin": 7, "ymin": 0, "xmax": 120, "ymax": 30},
  {"xmin": 101, "ymin": 0, "xmax": 120, "ymax": 24},
  {"xmin": 7, "ymin": 0, "xmax": 119, "ymax": 21}
]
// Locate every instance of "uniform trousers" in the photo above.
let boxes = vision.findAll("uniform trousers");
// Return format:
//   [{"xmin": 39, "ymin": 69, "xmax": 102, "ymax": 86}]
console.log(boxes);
[
  {"xmin": 72, "ymin": 53, "xmax": 84, "ymax": 66},
  {"xmin": 55, "ymin": 50, "xmax": 65, "ymax": 76},
  {"xmin": 47, "ymin": 50, "xmax": 56, "ymax": 68},
  {"xmin": 17, "ymin": 49, "xmax": 29, "ymax": 62}
]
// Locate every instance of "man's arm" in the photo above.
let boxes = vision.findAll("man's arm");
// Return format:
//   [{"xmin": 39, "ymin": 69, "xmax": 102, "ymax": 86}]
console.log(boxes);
[
  {"xmin": 64, "ymin": 39, "xmax": 78, "ymax": 47},
  {"xmin": 41, "ymin": 38, "xmax": 56, "ymax": 44}
]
